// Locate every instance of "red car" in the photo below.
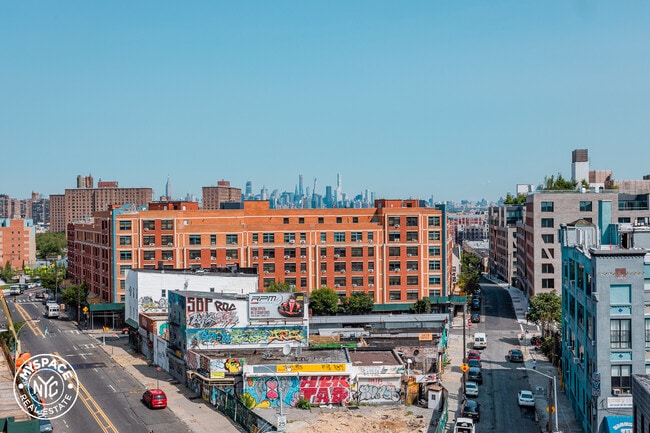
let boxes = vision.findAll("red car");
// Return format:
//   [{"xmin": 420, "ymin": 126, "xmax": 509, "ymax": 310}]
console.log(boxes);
[
  {"xmin": 467, "ymin": 350, "xmax": 481, "ymax": 361},
  {"xmin": 143, "ymin": 389, "xmax": 167, "ymax": 409}
]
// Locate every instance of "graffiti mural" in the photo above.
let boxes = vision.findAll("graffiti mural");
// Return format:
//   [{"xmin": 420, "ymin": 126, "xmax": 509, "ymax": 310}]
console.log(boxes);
[
  {"xmin": 186, "ymin": 326, "xmax": 308, "ymax": 350},
  {"xmin": 241, "ymin": 376, "xmax": 301, "ymax": 409},
  {"xmin": 139, "ymin": 295, "xmax": 168, "ymax": 313},
  {"xmin": 300, "ymin": 376, "xmax": 350, "ymax": 405},
  {"xmin": 356, "ymin": 378, "xmax": 402, "ymax": 404}
]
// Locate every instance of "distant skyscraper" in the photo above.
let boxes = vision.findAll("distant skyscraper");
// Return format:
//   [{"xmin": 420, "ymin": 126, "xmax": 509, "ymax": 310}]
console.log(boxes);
[
  {"xmin": 245, "ymin": 180, "xmax": 252, "ymax": 197},
  {"xmin": 336, "ymin": 173, "xmax": 342, "ymax": 196},
  {"xmin": 298, "ymin": 175, "xmax": 303, "ymax": 196},
  {"xmin": 165, "ymin": 176, "xmax": 172, "ymax": 200},
  {"xmin": 76, "ymin": 174, "xmax": 94, "ymax": 189}
]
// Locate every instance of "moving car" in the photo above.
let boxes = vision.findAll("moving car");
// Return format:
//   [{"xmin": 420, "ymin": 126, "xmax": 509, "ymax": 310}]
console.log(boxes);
[
  {"xmin": 508, "ymin": 349, "xmax": 524, "ymax": 362},
  {"xmin": 465, "ymin": 381, "xmax": 479, "ymax": 397},
  {"xmin": 472, "ymin": 333, "xmax": 487, "ymax": 349},
  {"xmin": 470, "ymin": 313, "xmax": 480, "ymax": 323},
  {"xmin": 470, "ymin": 298, "xmax": 481, "ymax": 310},
  {"xmin": 467, "ymin": 367, "xmax": 482, "ymax": 384},
  {"xmin": 39, "ymin": 419, "xmax": 53, "ymax": 432},
  {"xmin": 9, "ymin": 285, "xmax": 22, "ymax": 295},
  {"xmin": 461, "ymin": 399, "xmax": 481, "ymax": 422},
  {"xmin": 518, "ymin": 390, "xmax": 535, "ymax": 407},
  {"xmin": 35, "ymin": 291, "xmax": 45, "ymax": 299},
  {"xmin": 143, "ymin": 388, "xmax": 167, "ymax": 409}
]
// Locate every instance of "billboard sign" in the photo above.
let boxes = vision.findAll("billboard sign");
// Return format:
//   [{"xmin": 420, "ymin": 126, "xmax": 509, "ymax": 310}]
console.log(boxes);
[{"xmin": 249, "ymin": 292, "xmax": 307, "ymax": 320}]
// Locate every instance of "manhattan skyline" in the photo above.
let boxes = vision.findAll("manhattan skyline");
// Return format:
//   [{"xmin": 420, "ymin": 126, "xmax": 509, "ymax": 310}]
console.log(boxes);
[{"xmin": 2, "ymin": 2, "xmax": 649, "ymax": 202}]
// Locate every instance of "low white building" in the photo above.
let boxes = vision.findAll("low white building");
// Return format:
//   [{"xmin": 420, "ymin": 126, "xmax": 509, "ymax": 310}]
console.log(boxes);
[{"xmin": 124, "ymin": 268, "xmax": 259, "ymax": 329}]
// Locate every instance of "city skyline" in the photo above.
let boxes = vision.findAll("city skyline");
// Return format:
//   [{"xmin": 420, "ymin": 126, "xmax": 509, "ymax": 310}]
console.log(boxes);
[{"xmin": 2, "ymin": 3, "xmax": 650, "ymax": 202}]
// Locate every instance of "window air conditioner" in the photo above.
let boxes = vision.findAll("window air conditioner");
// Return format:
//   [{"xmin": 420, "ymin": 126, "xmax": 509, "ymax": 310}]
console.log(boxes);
[
  {"xmin": 300, "ymin": 240, "xmax": 306, "ymax": 244},
  {"xmin": 253, "ymin": 256, "xmax": 258, "ymax": 260},
  {"xmin": 407, "ymin": 254, "xmax": 412, "ymax": 257},
  {"xmin": 289, "ymin": 240, "xmax": 295, "ymax": 244},
  {"xmin": 211, "ymin": 257, "xmax": 216, "ymax": 260},
  {"xmin": 321, "ymin": 255, "xmax": 326, "ymax": 259},
  {"xmin": 369, "ymin": 284, "xmax": 374, "ymax": 287},
  {"xmin": 352, "ymin": 284, "xmax": 358, "ymax": 287},
  {"xmin": 167, "ymin": 243, "xmax": 173, "ymax": 246},
  {"xmin": 334, "ymin": 254, "xmax": 340, "ymax": 259},
  {"xmin": 226, "ymin": 256, "xmax": 231, "ymax": 260},
  {"xmin": 285, "ymin": 270, "xmax": 290, "ymax": 274},
  {"xmin": 263, "ymin": 256, "xmax": 269, "ymax": 259},
  {"xmin": 300, "ymin": 255, "xmax": 306, "ymax": 259},
  {"xmin": 149, "ymin": 243, "xmax": 155, "ymax": 246},
  {"xmin": 613, "ymin": 389, "xmax": 622, "ymax": 396},
  {"xmin": 284, "ymin": 255, "xmax": 290, "ymax": 259},
  {"xmin": 335, "ymin": 284, "xmax": 340, "ymax": 288}
]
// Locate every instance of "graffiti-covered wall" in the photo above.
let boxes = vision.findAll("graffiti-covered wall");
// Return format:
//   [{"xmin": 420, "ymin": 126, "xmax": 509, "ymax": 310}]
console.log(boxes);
[
  {"xmin": 241, "ymin": 375, "xmax": 351, "ymax": 409},
  {"xmin": 187, "ymin": 326, "xmax": 308, "ymax": 349},
  {"xmin": 354, "ymin": 377, "xmax": 403, "ymax": 405}
]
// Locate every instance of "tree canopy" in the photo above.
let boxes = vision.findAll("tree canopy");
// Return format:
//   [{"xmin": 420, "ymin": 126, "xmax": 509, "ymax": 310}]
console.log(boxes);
[
  {"xmin": 459, "ymin": 252, "xmax": 482, "ymax": 295},
  {"xmin": 527, "ymin": 292, "xmax": 562, "ymax": 337},
  {"xmin": 60, "ymin": 284, "xmax": 87, "ymax": 307},
  {"xmin": 340, "ymin": 292, "xmax": 374, "ymax": 315},
  {"xmin": 409, "ymin": 298, "xmax": 432, "ymax": 314},
  {"xmin": 308, "ymin": 287, "xmax": 339, "ymax": 316},
  {"xmin": 35, "ymin": 232, "xmax": 67, "ymax": 260},
  {"xmin": 539, "ymin": 173, "xmax": 577, "ymax": 191},
  {"xmin": 265, "ymin": 281, "xmax": 292, "ymax": 293},
  {"xmin": 502, "ymin": 193, "xmax": 527, "ymax": 205}
]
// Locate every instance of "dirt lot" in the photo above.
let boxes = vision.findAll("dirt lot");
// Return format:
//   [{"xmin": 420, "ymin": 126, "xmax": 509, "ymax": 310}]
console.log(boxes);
[{"xmin": 275, "ymin": 406, "xmax": 433, "ymax": 433}]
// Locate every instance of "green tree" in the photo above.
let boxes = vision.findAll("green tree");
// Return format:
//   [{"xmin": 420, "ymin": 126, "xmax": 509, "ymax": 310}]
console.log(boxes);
[
  {"xmin": 341, "ymin": 292, "xmax": 374, "ymax": 315},
  {"xmin": 539, "ymin": 173, "xmax": 577, "ymax": 191},
  {"xmin": 459, "ymin": 252, "xmax": 482, "ymax": 295},
  {"xmin": 0, "ymin": 261, "xmax": 15, "ymax": 283},
  {"xmin": 309, "ymin": 287, "xmax": 339, "ymax": 316},
  {"xmin": 409, "ymin": 298, "xmax": 432, "ymax": 314},
  {"xmin": 35, "ymin": 232, "xmax": 67, "ymax": 260},
  {"xmin": 527, "ymin": 292, "xmax": 562, "ymax": 337},
  {"xmin": 40, "ymin": 265, "xmax": 66, "ymax": 292},
  {"xmin": 502, "ymin": 193, "xmax": 527, "ymax": 205},
  {"xmin": 266, "ymin": 281, "xmax": 292, "ymax": 292},
  {"xmin": 60, "ymin": 284, "xmax": 87, "ymax": 308}
]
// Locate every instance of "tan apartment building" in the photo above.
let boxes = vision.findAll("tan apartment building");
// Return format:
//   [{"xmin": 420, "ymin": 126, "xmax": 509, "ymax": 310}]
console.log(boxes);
[
  {"xmin": 0, "ymin": 218, "xmax": 36, "ymax": 270},
  {"xmin": 50, "ymin": 181, "xmax": 153, "ymax": 232},
  {"xmin": 201, "ymin": 180, "xmax": 242, "ymax": 210},
  {"xmin": 67, "ymin": 199, "xmax": 453, "ymax": 306},
  {"xmin": 487, "ymin": 205, "xmax": 523, "ymax": 285}
]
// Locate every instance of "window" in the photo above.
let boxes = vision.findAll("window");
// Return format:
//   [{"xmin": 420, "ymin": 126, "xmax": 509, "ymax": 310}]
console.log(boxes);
[
  {"xmin": 161, "ymin": 220, "xmax": 173, "ymax": 230},
  {"xmin": 351, "ymin": 232, "xmax": 362, "ymax": 242},
  {"xmin": 120, "ymin": 251, "xmax": 132, "ymax": 260},
  {"xmin": 542, "ymin": 263, "xmax": 554, "ymax": 273},
  {"xmin": 284, "ymin": 263, "xmax": 296, "ymax": 273},
  {"xmin": 353, "ymin": 217, "xmax": 358, "ymax": 223},
  {"xmin": 263, "ymin": 278, "xmax": 275, "ymax": 288},
  {"xmin": 320, "ymin": 248, "xmax": 327, "ymax": 258},
  {"xmin": 389, "ymin": 290, "xmax": 401, "ymax": 301},
  {"xmin": 389, "ymin": 247, "xmax": 401, "ymax": 256},
  {"xmin": 189, "ymin": 250, "xmax": 202, "ymax": 260},
  {"xmin": 333, "ymin": 247, "xmax": 346, "ymax": 257},
  {"xmin": 351, "ymin": 262, "xmax": 363, "ymax": 272},
  {"xmin": 388, "ymin": 216, "xmax": 400, "ymax": 227},
  {"xmin": 367, "ymin": 232, "xmax": 374, "ymax": 242},
  {"xmin": 407, "ymin": 290, "xmax": 418, "ymax": 300},
  {"xmin": 283, "ymin": 248, "xmax": 295, "ymax": 258},
  {"xmin": 119, "ymin": 221, "xmax": 132, "ymax": 230},
  {"xmin": 428, "ymin": 216, "xmax": 441, "ymax": 227},
  {"xmin": 120, "ymin": 265, "xmax": 131, "ymax": 275},
  {"xmin": 299, "ymin": 217, "xmax": 305, "ymax": 224},
  {"xmin": 389, "ymin": 276, "xmax": 401, "ymax": 286},
  {"xmin": 189, "ymin": 235, "xmax": 202, "ymax": 245},
  {"xmin": 334, "ymin": 277, "xmax": 346, "ymax": 287},
  {"xmin": 406, "ymin": 246, "xmax": 418, "ymax": 257},
  {"xmin": 263, "ymin": 233, "xmax": 275, "ymax": 243},
  {"xmin": 406, "ymin": 261, "xmax": 418, "ymax": 271},
  {"xmin": 429, "ymin": 246, "xmax": 441, "ymax": 256},
  {"xmin": 542, "ymin": 234, "xmax": 554, "ymax": 244},
  {"xmin": 406, "ymin": 217, "xmax": 418, "ymax": 227},
  {"xmin": 542, "ymin": 278, "xmax": 554, "ymax": 289},
  {"xmin": 263, "ymin": 249, "xmax": 275, "ymax": 259},
  {"xmin": 611, "ymin": 365, "xmax": 631, "ymax": 392},
  {"xmin": 351, "ymin": 277, "xmax": 363, "ymax": 287},
  {"xmin": 429, "ymin": 260, "xmax": 441, "ymax": 271},
  {"xmin": 334, "ymin": 232, "xmax": 346, "ymax": 242},
  {"xmin": 252, "ymin": 233, "xmax": 259, "ymax": 243},
  {"xmin": 226, "ymin": 249, "xmax": 238, "ymax": 259},
  {"xmin": 210, "ymin": 234, "xmax": 216, "ymax": 245},
  {"xmin": 407, "ymin": 276, "xmax": 418, "ymax": 286},
  {"xmin": 336, "ymin": 217, "xmax": 342, "ymax": 223},
  {"xmin": 368, "ymin": 276, "xmax": 375, "ymax": 286},
  {"xmin": 226, "ymin": 234, "xmax": 238, "ymax": 244},
  {"xmin": 541, "ymin": 201, "xmax": 554, "ymax": 212},
  {"xmin": 162, "ymin": 250, "xmax": 173, "ymax": 261},
  {"xmin": 351, "ymin": 247, "xmax": 363, "ymax": 257},
  {"xmin": 119, "ymin": 236, "xmax": 132, "ymax": 246},
  {"xmin": 263, "ymin": 263, "xmax": 276, "ymax": 273},
  {"xmin": 367, "ymin": 247, "xmax": 374, "ymax": 257},
  {"xmin": 210, "ymin": 249, "xmax": 217, "ymax": 259},
  {"xmin": 161, "ymin": 235, "xmax": 173, "ymax": 246},
  {"xmin": 541, "ymin": 218, "xmax": 554, "ymax": 228},
  {"xmin": 429, "ymin": 275, "xmax": 441, "ymax": 285},
  {"xmin": 389, "ymin": 232, "xmax": 401, "ymax": 242},
  {"xmin": 406, "ymin": 232, "xmax": 418, "ymax": 242},
  {"xmin": 318, "ymin": 217, "xmax": 324, "ymax": 224},
  {"xmin": 143, "ymin": 251, "xmax": 156, "ymax": 261},
  {"xmin": 284, "ymin": 233, "xmax": 296, "ymax": 243},
  {"xmin": 389, "ymin": 261, "xmax": 401, "ymax": 271},
  {"xmin": 334, "ymin": 263, "xmax": 346, "ymax": 272},
  {"xmin": 143, "ymin": 220, "xmax": 155, "ymax": 231},
  {"xmin": 428, "ymin": 231, "xmax": 441, "ymax": 241},
  {"xmin": 611, "ymin": 319, "xmax": 631, "ymax": 349},
  {"xmin": 300, "ymin": 232, "xmax": 306, "ymax": 242},
  {"xmin": 320, "ymin": 233, "xmax": 327, "ymax": 243},
  {"xmin": 283, "ymin": 217, "xmax": 289, "ymax": 224},
  {"xmin": 320, "ymin": 277, "xmax": 327, "ymax": 287},
  {"xmin": 580, "ymin": 201, "xmax": 593, "ymax": 212},
  {"xmin": 645, "ymin": 319, "xmax": 650, "ymax": 348}
]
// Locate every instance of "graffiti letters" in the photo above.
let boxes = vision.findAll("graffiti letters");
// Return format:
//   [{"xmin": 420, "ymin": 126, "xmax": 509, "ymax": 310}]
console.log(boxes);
[
  {"xmin": 357, "ymin": 382, "xmax": 401, "ymax": 403},
  {"xmin": 300, "ymin": 376, "xmax": 350, "ymax": 405}
]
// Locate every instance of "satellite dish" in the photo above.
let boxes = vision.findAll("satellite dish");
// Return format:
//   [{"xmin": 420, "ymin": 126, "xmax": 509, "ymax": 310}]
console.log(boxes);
[{"xmin": 282, "ymin": 344, "xmax": 292, "ymax": 356}]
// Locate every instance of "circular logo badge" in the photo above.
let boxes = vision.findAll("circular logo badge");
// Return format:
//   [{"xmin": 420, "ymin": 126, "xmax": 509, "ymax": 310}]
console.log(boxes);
[{"xmin": 13, "ymin": 353, "xmax": 79, "ymax": 419}]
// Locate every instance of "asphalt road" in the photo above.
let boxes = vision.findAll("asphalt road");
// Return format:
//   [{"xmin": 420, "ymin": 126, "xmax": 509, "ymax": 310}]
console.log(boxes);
[
  {"xmin": 10, "ymin": 292, "xmax": 192, "ymax": 433},
  {"xmin": 471, "ymin": 279, "xmax": 541, "ymax": 433}
]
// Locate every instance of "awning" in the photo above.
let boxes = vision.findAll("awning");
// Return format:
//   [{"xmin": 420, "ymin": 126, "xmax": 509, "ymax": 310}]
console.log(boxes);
[
  {"xmin": 125, "ymin": 318, "xmax": 139, "ymax": 329},
  {"xmin": 88, "ymin": 302, "xmax": 125, "ymax": 312},
  {"xmin": 602, "ymin": 416, "xmax": 633, "ymax": 433}
]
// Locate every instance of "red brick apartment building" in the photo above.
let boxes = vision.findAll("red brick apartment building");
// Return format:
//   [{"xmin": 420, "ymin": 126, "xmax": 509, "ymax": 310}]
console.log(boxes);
[
  {"xmin": 67, "ymin": 199, "xmax": 452, "ymax": 306},
  {"xmin": 0, "ymin": 218, "xmax": 36, "ymax": 270}
]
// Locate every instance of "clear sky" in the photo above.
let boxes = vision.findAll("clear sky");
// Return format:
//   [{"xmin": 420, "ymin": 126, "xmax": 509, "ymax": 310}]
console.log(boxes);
[{"xmin": 2, "ymin": 2, "xmax": 649, "ymax": 203}]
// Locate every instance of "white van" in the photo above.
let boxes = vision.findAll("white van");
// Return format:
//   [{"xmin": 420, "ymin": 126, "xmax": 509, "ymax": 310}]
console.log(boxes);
[
  {"xmin": 473, "ymin": 332, "xmax": 487, "ymax": 349},
  {"xmin": 45, "ymin": 302, "xmax": 60, "ymax": 319}
]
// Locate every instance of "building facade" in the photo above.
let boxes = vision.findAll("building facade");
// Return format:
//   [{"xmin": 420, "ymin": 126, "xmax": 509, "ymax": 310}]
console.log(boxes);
[
  {"xmin": 67, "ymin": 199, "xmax": 452, "ymax": 305},
  {"xmin": 560, "ymin": 201, "xmax": 650, "ymax": 433},
  {"xmin": 49, "ymin": 179, "xmax": 153, "ymax": 232},
  {"xmin": 0, "ymin": 218, "xmax": 36, "ymax": 270},
  {"xmin": 487, "ymin": 205, "xmax": 523, "ymax": 284},
  {"xmin": 201, "ymin": 180, "xmax": 242, "ymax": 210}
]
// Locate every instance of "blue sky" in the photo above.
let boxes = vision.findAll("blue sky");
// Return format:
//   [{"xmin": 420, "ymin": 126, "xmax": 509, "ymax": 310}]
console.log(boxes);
[{"xmin": 2, "ymin": 2, "xmax": 649, "ymax": 203}]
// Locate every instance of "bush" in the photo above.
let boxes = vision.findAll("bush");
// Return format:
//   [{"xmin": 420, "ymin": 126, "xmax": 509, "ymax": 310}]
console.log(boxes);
[{"xmin": 296, "ymin": 396, "xmax": 311, "ymax": 410}]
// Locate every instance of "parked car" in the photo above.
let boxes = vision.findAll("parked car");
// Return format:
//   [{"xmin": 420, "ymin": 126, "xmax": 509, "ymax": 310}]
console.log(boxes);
[
  {"xmin": 470, "ymin": 298, "xmax": 481, "ymax": 310},
  {"xmin": 39, "ymin": 419, "xmax": 53, "ymax": 432},
  {"xmin": 467, "ymin": 350, "xmax": 481, "ymax": 361},
  {"xmin": 508, "ymin": 349, "xmax": 524, "ymax": 362},
  {"xmin": 465, "ymin": 381, "xmax": 479, "ymax": 397},
  {"xmin": 142, "ymin": 388, "xmax": 167, "ymax": 409},
  {"xmin": 467, "ymin": 367, "xmax": 483, "ymax": 384},
  {"xmin": 461, "ymin": 399, "xmax": 481, "ymax": 422},
  {"xmin": 470, "ymin": 313, "xmax": 480, "ymax": 323},
  {"xmin": 35, "ymin": 290, "xmax": 46, "ymax": 299},
  {"xmin": 518, "ymin": 390, "xmax": 535, "ymax": 407},
  {"xmin": 468, "ymin": 359, "xmax": 482, "ymax": 369}
]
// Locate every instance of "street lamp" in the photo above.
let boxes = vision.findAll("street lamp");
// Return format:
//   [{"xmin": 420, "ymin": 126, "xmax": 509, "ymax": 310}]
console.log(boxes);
[{"xmin": 517, "ymin": 367, "xmax": 559, "ymax": 433}]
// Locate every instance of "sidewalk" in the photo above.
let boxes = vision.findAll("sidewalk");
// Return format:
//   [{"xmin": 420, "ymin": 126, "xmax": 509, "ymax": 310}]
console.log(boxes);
[{"xmin": 94, "ymin": 332, "xmax": 245, "ymax": 433}]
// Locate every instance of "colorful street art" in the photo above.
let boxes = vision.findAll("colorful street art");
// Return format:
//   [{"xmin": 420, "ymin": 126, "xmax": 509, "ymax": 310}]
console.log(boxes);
[
  {"xmin": 186, "ymin": 326, "xmax": 308, "ymax": 350},
  {"xmin": 241, "ymin": 375, "xmax": 350, "ymax": 408}
]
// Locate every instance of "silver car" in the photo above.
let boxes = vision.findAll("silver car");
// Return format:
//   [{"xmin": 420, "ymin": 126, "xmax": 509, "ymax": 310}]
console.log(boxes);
[
  {"xmin": 518, "ymin": 390, "xmax": 535, "ymax": 407},
  {"xmin": 465, "ymin": 381, "xmax": 479, "ymax": 397}
]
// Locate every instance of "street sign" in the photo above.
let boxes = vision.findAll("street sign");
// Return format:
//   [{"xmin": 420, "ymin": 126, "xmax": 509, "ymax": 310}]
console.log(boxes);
[
  {"xmin": 277, "ymin": 415, "xmax": 287, "ymax": 432},
  {"xmin": 461, "ymin": 363, "xmax": 469, "ymax": 373},
  {"xmin": 546, "ymin": 406, "xmax": 556, "ymax": 413},
  {"xmin": 83, "ymin": 306, "xmax": 89, "ymax": 313},
  {"xmin": 467, "ymin": 321, "xmax": 472, "ymax": 327}
]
